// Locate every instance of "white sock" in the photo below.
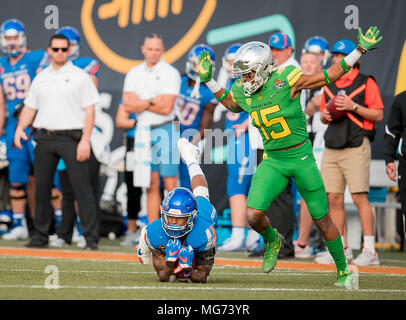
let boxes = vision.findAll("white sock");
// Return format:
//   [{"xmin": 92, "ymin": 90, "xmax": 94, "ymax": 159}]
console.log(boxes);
[
  {"xmin": 230, "ymin": 227, "xmax": 245, "ymax": 245},
  {"xmin": 245, "ymin": 228, "xmax": 260, "ymax": 247},
  {"xmin": 363, "ymin": 236, "xmax": 375, "ymax": 253}
]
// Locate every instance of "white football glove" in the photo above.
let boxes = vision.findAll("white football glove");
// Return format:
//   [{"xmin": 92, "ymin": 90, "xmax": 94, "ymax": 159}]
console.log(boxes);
[
  {"xmin": 137, "ymin": 226, "xmax": 152, "ymax": 265},
  {"xmin": 177, "ymin": 138, "xmax": 201, "ymax": 166}
]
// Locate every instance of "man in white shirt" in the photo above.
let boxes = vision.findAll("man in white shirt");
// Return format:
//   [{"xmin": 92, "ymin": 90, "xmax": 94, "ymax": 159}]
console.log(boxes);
[
  {"xmin": 14, "ymin": 34, "xmax": 100, "ymax": 249},
  {"xmin": 122, "ymin": 34, "xmax": 181, "ymax": 223}
]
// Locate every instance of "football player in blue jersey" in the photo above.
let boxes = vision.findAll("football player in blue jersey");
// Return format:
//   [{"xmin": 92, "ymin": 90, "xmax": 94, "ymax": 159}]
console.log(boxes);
[
  {"xmin": 302, "ymin": 35, "xmax": 331, "ymax": 69},
  {"xmin": 138, "ymin": 138, "xmax": 217, "ymax": 283},
  {"xmin": 0, "ymin": 19, "xmax": 48, "ymax": 240},
  {"xmin": 48, "ymin": 26, "xmax": 103, "ymax": 248},
  {"xmin": 175, "ymin": 44, "xmax": 217, "ymax": 190},
  {"xmin": 216, "ymin": 44, "xmax": 259, "ymax": 253}
]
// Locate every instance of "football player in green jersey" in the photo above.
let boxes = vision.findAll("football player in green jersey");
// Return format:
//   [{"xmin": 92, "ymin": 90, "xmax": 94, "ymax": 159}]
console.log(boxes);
[{"xmin": 199, "ymin": 26, "xmax": 381, "ymax": 288}]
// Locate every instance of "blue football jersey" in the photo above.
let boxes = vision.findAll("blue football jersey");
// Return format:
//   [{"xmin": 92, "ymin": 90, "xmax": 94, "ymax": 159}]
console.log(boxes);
[
  {"xmin": 73, "ymin": 57, "xmax": 99, "ymax": 77},
  {"xmin": 145, "ymin": 196, "xmax": 217, "ymax": 254},
  {"xmin": 0, "ymin": 50, "xmax": 47, "ymax": 130},
  {"xmin": 224, "ymin": 78, "xmax": 249, "ymax": 130},
  {"xmin": 176, "ymin": 75, "xmax": 216, "ymax": 134}
]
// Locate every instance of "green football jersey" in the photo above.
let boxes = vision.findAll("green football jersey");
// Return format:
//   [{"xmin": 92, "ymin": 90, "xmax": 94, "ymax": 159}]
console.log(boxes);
[{"xmin": 231, "ymin": 65, "xmax": 308, "ymax": 151}]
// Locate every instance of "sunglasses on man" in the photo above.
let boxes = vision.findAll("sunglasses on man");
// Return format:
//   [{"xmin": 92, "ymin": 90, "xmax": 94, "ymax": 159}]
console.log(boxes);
[{"xmin": 51, "ymin": 47, "xmax": 69, "ymax": 52}]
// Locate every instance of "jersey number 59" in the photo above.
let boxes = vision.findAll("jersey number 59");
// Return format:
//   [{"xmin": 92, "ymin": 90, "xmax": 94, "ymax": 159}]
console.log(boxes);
[{"xmin": 250, "ymin": 104, "xmax": 291, "ymax": 140}]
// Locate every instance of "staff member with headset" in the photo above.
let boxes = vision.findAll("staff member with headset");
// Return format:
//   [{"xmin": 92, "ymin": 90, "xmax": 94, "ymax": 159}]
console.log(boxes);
[{"xmin": 13, "ymin": 33, "xmax": 100, "ymax": 249}]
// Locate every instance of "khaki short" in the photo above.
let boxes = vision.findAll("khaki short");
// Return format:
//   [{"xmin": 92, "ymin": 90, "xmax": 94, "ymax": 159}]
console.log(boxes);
[{"xmin": 321, "ymin": 137, "xmax": 371, "ymax": 194}]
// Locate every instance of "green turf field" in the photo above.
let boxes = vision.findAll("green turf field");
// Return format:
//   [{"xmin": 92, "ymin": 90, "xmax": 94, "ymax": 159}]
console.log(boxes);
[{"xmin": 0, "ymin": 238, "xmax": 405, "ymax": 300}]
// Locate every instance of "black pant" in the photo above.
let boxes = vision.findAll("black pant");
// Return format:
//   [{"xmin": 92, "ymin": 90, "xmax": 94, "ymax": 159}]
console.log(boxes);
[
  {"xmin": 57, "ymin": 150, "xmax": 100, "ymax": 244},
  {"xmin": 124, "ymin": 136, "xmax": 142, "ymax": 220},
  {"xmin": 257, "ymin": 149, "xmax": 294, "ymax": 258},
  {"xmin": 398, "ymin": 158, "xmax": 406, "ymax": 248},
  {"xmin": 32, "ymin": 131, "xmax": 98, "ymax": 244}
]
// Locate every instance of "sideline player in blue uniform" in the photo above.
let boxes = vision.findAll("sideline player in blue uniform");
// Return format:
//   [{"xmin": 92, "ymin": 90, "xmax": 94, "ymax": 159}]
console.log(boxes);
[
  {"xmin": 216, "ymin": 44, "xmax": 258, "ymax": 252},
  {"xmin": 138, "ymin": 138, "xmax": 217, "ymax": 283},
  {"xmin": 0, "ymin": 19, "xmax": 47, "ymax": 240},
  {"xmin": 175, "ymin": 44, "xmax": 216, "ymax": 190}
]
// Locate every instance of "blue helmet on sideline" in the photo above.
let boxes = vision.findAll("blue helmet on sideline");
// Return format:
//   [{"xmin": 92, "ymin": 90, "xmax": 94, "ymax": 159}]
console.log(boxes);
[
  {"xmin": 56, "ymin": 26, "xmax": 81, "ymax": 59},
  {"xmin": 186, "ymin": 44, "xmax": 215, "ymax": 80},
  {"xmin": 0, "ymin": 19, "xmax": 26, "ymax": 57}
]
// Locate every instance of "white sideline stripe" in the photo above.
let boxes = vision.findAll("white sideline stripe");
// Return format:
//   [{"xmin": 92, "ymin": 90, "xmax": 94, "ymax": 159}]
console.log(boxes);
[
  {"xmin": 3, "ymin": 269, "xmax": 406, "ymax": 277},
  {"xmin": 0, "ymin": 284, "xmax": 405, "ymax": 293}
]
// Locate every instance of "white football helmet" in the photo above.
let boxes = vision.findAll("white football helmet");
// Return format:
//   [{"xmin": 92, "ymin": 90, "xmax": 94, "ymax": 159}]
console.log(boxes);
[{"xmin": 233, "ymin": 41, "xmax": 275, "ymax": 97}]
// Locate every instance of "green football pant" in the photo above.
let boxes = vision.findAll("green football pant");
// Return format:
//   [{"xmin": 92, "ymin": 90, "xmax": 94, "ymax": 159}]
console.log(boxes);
[{"xmin": 247, "ymin": 140, "xmax": 328, "ymax": 220}]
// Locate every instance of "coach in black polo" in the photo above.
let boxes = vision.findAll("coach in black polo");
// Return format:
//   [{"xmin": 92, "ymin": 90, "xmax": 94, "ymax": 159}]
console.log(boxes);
[{"xmin": 14, "ymin": 33, "xmax": 100, "ymax": 249}]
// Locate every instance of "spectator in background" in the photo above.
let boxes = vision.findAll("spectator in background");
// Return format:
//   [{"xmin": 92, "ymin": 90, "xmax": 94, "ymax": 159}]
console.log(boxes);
[
  {"xmin": 384, "ymin": 91, "xmax": 406, "ymax": 245},
  {"xmin": 294, "ymin": 50, "xmax": 326, "ymax": 259},
  {"xmin": 216, "ymin": 43, "xmax": 259, "ymax": 253},
  {"xmin": 176, "ymin": 44, "xmax": 216, "ymax": 190},
  {"xmin": 319, "ymin": 39, "xmax": 384, "ymax": 266},
  {"xmin": 115, "ymin": 101, "xmax": 143, "ymax": 247},
  {"xmin": 122, "ymin": 34, "xmax": 181, "ymax": 223},
  {"xmin": 14, "ymin": 33, "xmax": 100, "ymax": 249},
  {"xmin": 49, "ymin": 26, "xmax": 107, "ymax": 249},
  {"xmin": 247, "ymin": 32, "xmax": 299, "ymax": 258}
]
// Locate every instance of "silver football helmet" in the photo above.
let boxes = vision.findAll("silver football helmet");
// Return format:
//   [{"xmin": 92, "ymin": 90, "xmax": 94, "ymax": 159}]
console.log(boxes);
[{"xmin": 233, "ymin": 41, "xmax": 275, "ymax": 97}]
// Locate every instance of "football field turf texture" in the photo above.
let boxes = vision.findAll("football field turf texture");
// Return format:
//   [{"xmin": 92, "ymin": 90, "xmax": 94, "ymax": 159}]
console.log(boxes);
[{"xmin": 0, "ymin": 239, "xmax": 405, "ymax": 300}]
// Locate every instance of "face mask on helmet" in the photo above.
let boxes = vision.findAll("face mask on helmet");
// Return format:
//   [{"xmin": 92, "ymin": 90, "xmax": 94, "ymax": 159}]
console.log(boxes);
[
  {"xmin": 0, "ymin": 19, "xmax": 26, "ymax": 57},
  {"xmin": 161, "ymin": 188, "xmax": 198, "ymax": 238},
  {"xmin": 56, "ymin": 26, "xmax": 81, "ymax": 60},
  {"xmin": 186, "ymin": 44, "xmax": 215, "ymax": 81},
  {"xmin": 233, "ymin": 41, "xmax": 275, "ymax": 97}
]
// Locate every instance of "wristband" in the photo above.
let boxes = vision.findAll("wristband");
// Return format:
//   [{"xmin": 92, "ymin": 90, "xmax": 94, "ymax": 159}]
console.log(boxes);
[
  {"xmin": 356, "ymin": 45, "xmax": 367, "ymax": 55},
  {"xmin": 205, "ymin": 79, "xmax": 222, "ymax": 93},
  {"xmin": 344, "ymin": 48, "xmax": 362, "ymax": 67},
  {"xmin": 323, "ymin": 70, "xmax": 331, "ymax": 85},
  {"xmin": 187, "ymin": 162, "xmax": 203, "ymax": 179},
  {"xmin": 353, "ymin": 104, "xmax": 359, "ymax": 112},
  {"xmin": 341, "ymin": 58, "xmax": 350, "ymax": 73},
  {"xmin": 216, "ymin": 89, "xmax": 229, "ymax": 102}
]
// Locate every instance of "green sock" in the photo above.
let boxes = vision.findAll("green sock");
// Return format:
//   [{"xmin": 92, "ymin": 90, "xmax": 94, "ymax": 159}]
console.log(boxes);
[
  {"xmin": 325, "ymin": 236, "xmax": 347, "ymax": 273},
  {"xmin": 260, "ymin": 225, "xmax": 277, "ymax": 244}
]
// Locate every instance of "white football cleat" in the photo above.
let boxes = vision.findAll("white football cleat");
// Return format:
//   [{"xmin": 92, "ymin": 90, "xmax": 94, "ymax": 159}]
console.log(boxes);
[
  {"xmin": 177, "ymin": 138, "xmax": 201, "ymax": 165},
  {"xmin": 217, "ymin": 238, "xmax": 246, "ymax": 252},
  {"xmin": 314, "ymin": 250, "xmax": 334, "ymax": 264},
  {"xmin": 2, "ymin": 225, "xmax": 29, "ymax": 240},
  {"xmin": 50, "ymin": 237, "xmax": 67, "ymax": 248},
  {"xmin": 352, "ymin": 248, "xmax": 379, "ymax": 266},
  {"xmin": 294, "ymin": 241, "xmax": 314, "ymax": 259}
]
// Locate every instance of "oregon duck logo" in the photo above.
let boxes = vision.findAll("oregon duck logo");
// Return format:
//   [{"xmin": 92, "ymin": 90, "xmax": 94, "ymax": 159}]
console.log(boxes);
[{"xmin": 81, "ymin": 0, "xmax": 217, "ymax": 74}]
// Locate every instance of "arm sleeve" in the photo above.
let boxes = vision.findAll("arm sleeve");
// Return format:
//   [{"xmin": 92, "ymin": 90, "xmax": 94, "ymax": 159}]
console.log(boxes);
[
  {"xmin": 81, "ymin": 74, "xmax": 100, "ymax": 108},
  {"xmin": 286, "ymin": 66, "xmax": 303, "ymax": 87},
  {"xmin": 23, "ymin": 78, "xmax": 39, "ymax": 110},
  {"xmin": 384, "ymin": 95, "xmax": 402, "ymax": 164},
  {"xmin": 364, "ymin": 77, "xmax": 384, "ymax": 110},
  {"xmin": 161, "ymin": 68, "xmax": 181, "ymax": 95},
  {"xmin": 123, "ymin": 69, "xmax": 136, "ymax": 92}
]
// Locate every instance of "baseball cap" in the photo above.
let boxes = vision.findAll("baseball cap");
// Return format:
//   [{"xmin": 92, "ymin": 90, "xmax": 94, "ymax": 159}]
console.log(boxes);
[
  {"xmin": 268, "ymin": 32, "xmax": 292, "ymax": 50},
  {"xmin": 331, "ymin": 39, "xmax": 356, "ymax": 55}
]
